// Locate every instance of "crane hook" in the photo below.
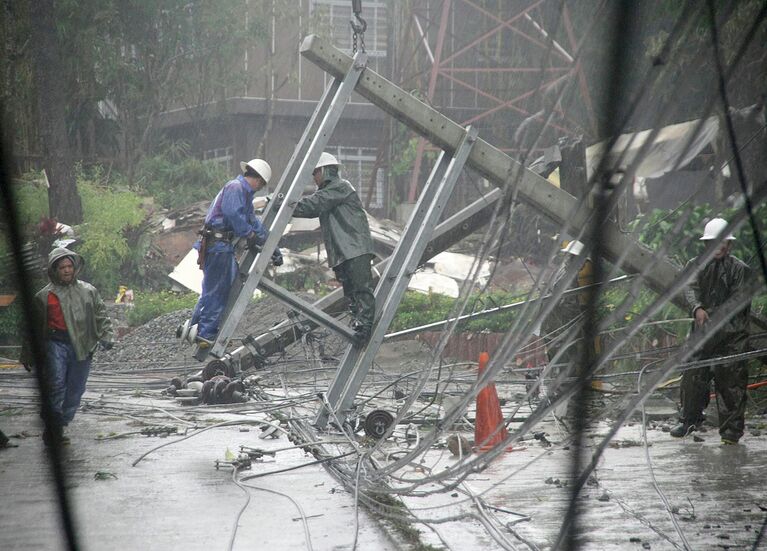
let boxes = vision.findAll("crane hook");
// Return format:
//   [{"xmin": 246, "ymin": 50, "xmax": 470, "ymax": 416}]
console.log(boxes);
[{"xmin": 350, "ymin": 0, "xmax": 367, "ymax": 53}]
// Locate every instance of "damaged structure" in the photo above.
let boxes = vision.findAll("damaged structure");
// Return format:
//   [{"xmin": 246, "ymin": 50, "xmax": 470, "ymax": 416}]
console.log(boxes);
[{"xmin": 3, "ymin": 2, "xmax": 767, "ymax": 551}]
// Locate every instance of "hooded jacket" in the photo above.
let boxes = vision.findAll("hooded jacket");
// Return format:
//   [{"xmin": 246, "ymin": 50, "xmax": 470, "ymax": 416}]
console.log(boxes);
[
  {"xmin": 25, "ymin": 248, "xmax": 113, "ymax": 361},
  {"xmin": 683, "ymin": 253, "xmax": 750, "ymax": 344},
  {"xmin": 293, "ymin": 171, "xmax": 374, "ymax": 268}
]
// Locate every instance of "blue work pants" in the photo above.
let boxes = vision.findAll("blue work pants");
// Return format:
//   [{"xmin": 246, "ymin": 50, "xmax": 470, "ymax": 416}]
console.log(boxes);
[
  {"xmin": 191, "ymin": 250, "xmax": 238, "ymax": 339},
  {"xmin": 46, "ymin": 339, "xmax": 92, "ymax": 426}
]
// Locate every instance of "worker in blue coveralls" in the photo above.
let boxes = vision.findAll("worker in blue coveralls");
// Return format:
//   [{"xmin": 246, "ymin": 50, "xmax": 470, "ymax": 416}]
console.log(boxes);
[{"xmin": 191, "ymin": 158, "xmax": 283, "ymax": 347}]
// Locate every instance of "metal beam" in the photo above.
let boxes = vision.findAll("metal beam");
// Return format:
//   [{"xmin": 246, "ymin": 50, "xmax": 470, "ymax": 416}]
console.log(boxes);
[
  {"xmin": 219, "ymin": 75, "xmax": 343, "ymax": 321},
  {"xmin": 299, "ymin": 34, "xmax": 684, "ymax": 306},
  {"xmin": 257, "ymin": 277, "xmax": 357, "ymax": 342},
  {"xmin": 315, "ymin": 127, "xmax": 478, "ymax": 428},
  {"xmin": 200, "ymin": 52, "xmax": 368, "ymax": 360},
  {"xmin": 407, "ymin": 0, "xmax": 452, "ymax": 202},
  {"xmin": 219, "ymin": 186, "xmax": 502, "ymax": 371}
]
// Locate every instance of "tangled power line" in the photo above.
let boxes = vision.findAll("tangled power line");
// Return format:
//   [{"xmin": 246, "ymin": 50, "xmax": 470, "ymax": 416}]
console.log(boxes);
[{"xmin": 4, "ymin": 2, "xmax": 767, "ymax": 550}]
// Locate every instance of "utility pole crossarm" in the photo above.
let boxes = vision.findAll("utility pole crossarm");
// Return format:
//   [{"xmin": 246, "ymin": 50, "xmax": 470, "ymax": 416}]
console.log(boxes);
[{"xmin": 299, "ymin": 34, "xmax": 680, "ymax": 301}]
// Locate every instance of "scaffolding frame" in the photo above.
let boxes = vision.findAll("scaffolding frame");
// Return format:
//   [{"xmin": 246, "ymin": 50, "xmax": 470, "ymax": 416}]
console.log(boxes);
[{"xmin": 405, "ymin": 0, "xmax": 598, "ymax": 200}]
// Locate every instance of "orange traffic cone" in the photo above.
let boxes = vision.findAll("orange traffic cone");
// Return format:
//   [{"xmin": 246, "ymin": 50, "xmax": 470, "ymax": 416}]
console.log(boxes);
[{"xmin": 474, "ymin": 351, "xmax": 510, "ymax": 452}]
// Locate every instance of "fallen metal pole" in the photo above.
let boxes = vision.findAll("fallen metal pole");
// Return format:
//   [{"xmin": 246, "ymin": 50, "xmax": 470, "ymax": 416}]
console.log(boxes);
[
  {"xmin": 299, "ymin": 33, "xmax": 767, "ymax": 332},
  {"xmin": 202, "ymin": 51, "xmax": 369, "ymax": 360},
  {"xmin": 298, "ymin": 35, "xmax": 697, "ymax": 311},
  {"xmin": 316, "ymin": 127, "xmax": 479, "ymax": 427},
  {"xmin": 258, "ymin": 277, "xmax": 357, "ymax": 342},
  {"xmin": 222, "ymin": 188, "xmax": 502, "ymax": 370}
]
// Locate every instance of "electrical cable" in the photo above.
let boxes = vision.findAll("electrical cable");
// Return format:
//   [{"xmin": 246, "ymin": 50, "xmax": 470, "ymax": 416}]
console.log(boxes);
[
  {"xmin": 637, "ymin": 362, "xmax": 693, "ymax": 550},
  {"xmin": 351, "ymin": 455, "xmax": 364, "ymax": 551},
  {"xmin": 236, "ymin": 475, "xmax": 315, "ymax": 551},
  {"xmin": 705, "ymin": 0, "xmax": 767, "ymax": 288},
  {"xmin": 238, "ymin": 450, "xmax": 358, "ymax": 481},
  {"xmin": 550, "ymin": 281, "xmax": 760, "ymax": 548},
  {"xmin": 90, "ymin": 2, "xmax": 767, "ymax": 548},
  {"xmin": 752, "ymin": 509, "xmax": 767, "ymax": 551},
  {"xmin": 227, "ymin": 465, "xmax": 252, "ymax": 551},
  {"xmin": 131, "ymin": 419, "xmax": 289, "ymax": 467},
  {"xmin": 254, "ymin": 2, "xmax": 732, "ymax": 528}
]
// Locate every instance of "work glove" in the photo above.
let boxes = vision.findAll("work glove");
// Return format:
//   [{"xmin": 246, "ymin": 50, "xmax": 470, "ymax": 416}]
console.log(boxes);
[
  {"xmin": 271, "ymin": 250, "xmax": 284, "ymax": 267},
  {"xmin": 99, "ymin": 340, "xmax": 114, "ymax": 351},
  {"xmin": 246, "ymin": 232, "xmax": 262, "ymax": 251}
]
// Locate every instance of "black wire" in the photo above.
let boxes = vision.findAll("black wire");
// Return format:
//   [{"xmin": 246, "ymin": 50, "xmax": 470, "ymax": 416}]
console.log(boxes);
[
  {"xmin": 0, "ymin": 122, "xmax": 80, "ymax": 549},
  {"xmin": 706, "ymin": 0, "xmax": 767, "ymax": 287},
  {"xmin": 238, "ymin": 450, "xmax": 357, "ymax": 481},
  {"xmin": 548, "ymin": 4, "xmax": 767, "ymax": 547},
  {"xmin": 556, "ymin": 2, "xmax": 637, "ymax": 550}
]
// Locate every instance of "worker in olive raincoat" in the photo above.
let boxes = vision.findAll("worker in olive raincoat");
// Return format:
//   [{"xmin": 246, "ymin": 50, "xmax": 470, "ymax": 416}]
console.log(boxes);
[
  {"xmin": 293, "ymin": 152, "xmax": 375, "ymax": 341},
  {"xmin": 671, "ymin": 218, "xmax": 751, "ymax": 444},
  {"xmin": 21, "ymin": 247, "xmax": 113, "ymax": 445},
  {"xmin": 541, "ymin": 240, "xmax": 596, "ymax": 396}
]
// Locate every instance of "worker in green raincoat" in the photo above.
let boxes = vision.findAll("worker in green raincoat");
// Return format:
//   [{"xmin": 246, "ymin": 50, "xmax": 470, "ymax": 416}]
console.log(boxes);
[
  {"xmin": 671, "ymin": 218, "xmax": 751, "ymax": 444},
  {"xmin": 541, "ymin": 240, "xmax": 596, "ymax": 400},
  {"xmin": 21, "ymin": 247, "xmax": 113, "ymax": 445},
  {"xmin": 293, "ymin": 152, "xmax": 375, "ymax": 342}
]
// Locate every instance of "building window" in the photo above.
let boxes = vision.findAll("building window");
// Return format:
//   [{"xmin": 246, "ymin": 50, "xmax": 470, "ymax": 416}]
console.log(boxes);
[
  {"xmin": 202, "ymin": 147, "xmax": 233, "ymax": 170},
  {"xmin": 330, "ymin": 146, "xmax": 384, "ymax": 210},
  {"xmin": 311, "ymin": 0, "xmax": 387, "ymax": 58}
]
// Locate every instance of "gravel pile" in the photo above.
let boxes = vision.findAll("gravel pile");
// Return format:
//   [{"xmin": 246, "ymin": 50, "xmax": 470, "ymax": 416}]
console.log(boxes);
[{"xmin": 93, "ymin": 293, "xmax": 339, "ymax": 371}]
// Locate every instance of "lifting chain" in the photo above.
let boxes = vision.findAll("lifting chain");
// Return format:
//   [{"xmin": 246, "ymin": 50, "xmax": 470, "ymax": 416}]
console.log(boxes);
[{"xmin": 350, "ymin": 0, "xmax": 367, "ymax": 54}]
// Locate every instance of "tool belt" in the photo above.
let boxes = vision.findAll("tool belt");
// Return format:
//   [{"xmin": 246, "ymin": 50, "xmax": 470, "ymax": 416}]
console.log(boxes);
[
  {"xmin": 196, "ymin": 225, "xmax": 235, "ymax": 269},
  {"xmin": 200, "ymin": 226, "xmax": 234, "ymax": 242}
]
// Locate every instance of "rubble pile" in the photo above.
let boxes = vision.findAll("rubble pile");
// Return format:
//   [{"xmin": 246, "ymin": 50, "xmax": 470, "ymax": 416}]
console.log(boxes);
[
  {"xmin": 93, "ymin": 308, "xmax": 192, "ymax": 371},
  {"xmin": 93, "ymin": 292, "xmax": 344, "ymax": 371}
]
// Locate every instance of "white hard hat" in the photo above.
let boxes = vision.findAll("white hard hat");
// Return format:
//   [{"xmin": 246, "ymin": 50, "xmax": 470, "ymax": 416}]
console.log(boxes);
[
  {"xmin": 315, "ymin": 152, "xmax": 339, "ymax": 170},
  {"xmin": 561, "ymin": 240, "xmax": 584, "ymax": 256},
  {"xmin": 700, "ymin": 217, "xmax": 735, "ymax": 241},
  {"xmin": 240, "ymin": 158, "xmax": 272, "ymax": 185}
]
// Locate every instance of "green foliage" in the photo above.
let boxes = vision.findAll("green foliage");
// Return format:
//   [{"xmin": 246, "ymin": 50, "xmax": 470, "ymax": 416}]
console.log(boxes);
[
  {"xmin": 629, "ymin": 202, "xmax": 767, "ymax": 267},
  {"xmin": 390, "ymin": 136, "xmax": 420, "ymax": 179},
  {"xmin": 133, "ymin": 142, "xmax": 229, "ymax": 208},
  {"xmin": 10, "ymin": 174, "xmax": 50, "ymax": 229},
  {"xmin": 640, "ymin": 0, "xmax": 767, "ymax": 118},
  {"xmin": 3, "ymin": 0, "xmax": 256, "ymax": 170},
  {"xmin": 390, "ymin": 291, "xmax": 456, "ymax": 332},
  {"xmin": 601, "ymin": 285, "xmax": 689, "ymax": 344},
  {"xmin": 76, "ymin": 167, "xmax": 146, "ymax": 291},
  {"xmin": 391, "ymin": 290, "xmax": 530, "ymax": 333},
  {"xmin": 0, "ymin": 300, "xmax": 23, "ymax": 348},
  {"xmin": 628, "ymin": 204, "xmax": 709, "ymax": 266},
  {"xmin": 0, "ymin": 176, "xmax": 50, "ymax": 283},
  {"xmin": 752, "ymin": 293, "xmax": 767, "ymax": 318},
  {"xmin": 3, "ymin": 168, "xmax": 154, "ymax": 293},
  {"xmin": 126, "ymin": 291, "xmax": 197, "ymax": 327},
  {"xmin": 88, "ymin": 0, "xmax": 252, "ymax": 163}
]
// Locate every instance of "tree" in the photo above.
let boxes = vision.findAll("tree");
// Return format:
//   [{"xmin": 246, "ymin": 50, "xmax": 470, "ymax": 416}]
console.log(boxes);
[
  {"xmin": 91, "ymin": 0, "xmax": 256, "ymax": 174},
  {"xmin": 27, "ymin": 0, "xmax": 83, "ymax": 223}
]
